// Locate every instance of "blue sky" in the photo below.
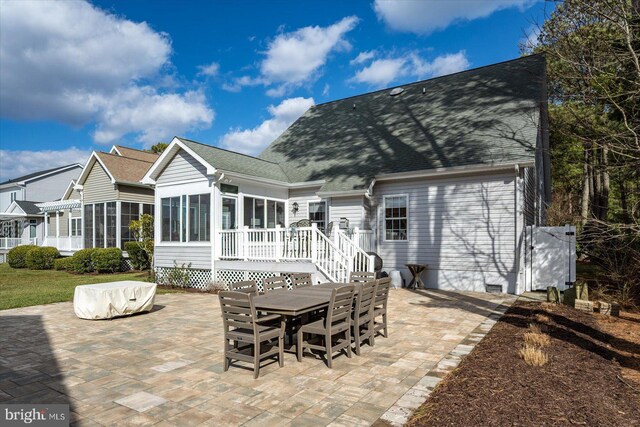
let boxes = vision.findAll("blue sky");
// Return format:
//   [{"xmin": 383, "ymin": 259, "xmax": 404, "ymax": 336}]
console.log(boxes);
[{"xmin": 0, "ymin": 0, "xmax": 552, "ymax": 181}]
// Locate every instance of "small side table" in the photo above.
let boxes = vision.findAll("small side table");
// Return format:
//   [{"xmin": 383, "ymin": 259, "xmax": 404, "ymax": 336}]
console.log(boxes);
[{"xmin": 405, "ymin": 264, "xmax": 427, "ymax": 289}]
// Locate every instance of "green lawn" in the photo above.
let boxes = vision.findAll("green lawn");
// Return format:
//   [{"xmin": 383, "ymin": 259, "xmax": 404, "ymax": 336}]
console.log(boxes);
[{"xmin": 0, "ymin": 263, "xmax": 180, "ymax": 310}]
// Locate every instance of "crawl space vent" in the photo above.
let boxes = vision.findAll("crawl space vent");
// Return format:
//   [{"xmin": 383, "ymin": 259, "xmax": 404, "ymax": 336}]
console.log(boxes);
[{"xmin": 485, "ymin": 284, "xmax": 503, "ymax": 294}]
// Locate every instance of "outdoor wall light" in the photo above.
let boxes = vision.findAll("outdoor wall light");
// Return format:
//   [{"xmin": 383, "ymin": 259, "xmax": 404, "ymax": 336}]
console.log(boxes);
[{"xmin": 291, "ymin": 202, "xmax": 299, "ymax": 214}]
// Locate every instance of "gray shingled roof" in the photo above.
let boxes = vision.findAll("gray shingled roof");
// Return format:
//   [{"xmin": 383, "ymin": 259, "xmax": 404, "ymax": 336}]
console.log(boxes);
[
  {"xmin": 15, "ymin": 201, "xmax": 42, "ymax": 215},
  {"xmin": 259, "ymin": 54, "xmax": 546, "ymax": 192},
  {"xmin": 177, "ymin": 138, "xmax": 290, "ymax": 182},
  {"xmin": 0, "ymin": 164, "xmax": 82, "ymax": 186}
]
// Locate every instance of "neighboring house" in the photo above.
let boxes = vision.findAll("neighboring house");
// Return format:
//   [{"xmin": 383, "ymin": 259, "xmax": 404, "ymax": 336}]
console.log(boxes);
[
  {"xmin": 0, "ymin": 164, "xmax": 83, "ymax": 259},
  {"xmin": 143, "ymin": 55, "xmax": 550, "ymax": 294},
  {"xmin": 37, "ymin": 146, "xmax": 158, "ymax": 254}
]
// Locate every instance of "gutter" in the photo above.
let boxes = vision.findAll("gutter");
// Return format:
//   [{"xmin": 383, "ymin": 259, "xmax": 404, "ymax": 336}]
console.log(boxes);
[{"xmin": 374, "ymin": 161, "xmax": 535, "ymax": 181}]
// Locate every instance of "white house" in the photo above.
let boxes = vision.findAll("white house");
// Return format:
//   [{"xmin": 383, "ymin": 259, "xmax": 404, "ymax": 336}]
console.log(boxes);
[
  {"xmin": 142, "ymin": 55, "xmax": 550, "ymax": 294},
  {"xmin": 37, "ymin": 146, "xmax": 158, "ymax": 254},
  {"xmin": 0, "ymin": 164, "xmax": 83, "ymax": 259}
]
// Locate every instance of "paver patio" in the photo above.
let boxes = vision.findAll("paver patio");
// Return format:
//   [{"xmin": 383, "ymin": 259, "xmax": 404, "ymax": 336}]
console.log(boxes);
[{"xmin": 0, "ymin": 288, "xmax": 515, "ymax": 426}]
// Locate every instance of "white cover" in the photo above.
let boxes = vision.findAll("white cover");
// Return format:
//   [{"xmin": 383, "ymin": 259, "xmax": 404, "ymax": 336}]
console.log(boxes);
[{"xmin": 74, "ymin": 281, "xmax": 157, "ymax": 320}]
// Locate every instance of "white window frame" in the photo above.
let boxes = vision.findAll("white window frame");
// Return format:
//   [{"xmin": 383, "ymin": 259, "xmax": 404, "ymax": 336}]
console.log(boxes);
[
  {"xmin": 10, "ymin": 192, "xmax": 17, "ymax": 202},
  {"xmin": 382, "ymin": 194, "xmax": 409, "ymax": 242},
  {"xmin": 159, "ymin": 193, "xmax": 211, "ymax": 245},
  {"xmin": 307, "ymin": 200, "xmax": 327, "ymax": 231},
  {"xmin": 71, "ymin": 218, "xmax": 82, "ymax": 237},
  {"xmin": 242, "ymin": 194, "xmax": 287, "ymax": 229}
]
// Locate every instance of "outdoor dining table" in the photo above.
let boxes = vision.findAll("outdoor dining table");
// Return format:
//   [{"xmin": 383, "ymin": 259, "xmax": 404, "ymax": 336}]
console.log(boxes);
[{"xmin": 252, "ymin": 282, "xmax": 360, "ymax": 316}]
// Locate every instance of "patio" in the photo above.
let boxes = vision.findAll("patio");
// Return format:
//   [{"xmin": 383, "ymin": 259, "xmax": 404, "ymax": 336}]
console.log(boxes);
[{"xmin": 0, "ymin": 289, "xmax": 515, "ymax": 426}]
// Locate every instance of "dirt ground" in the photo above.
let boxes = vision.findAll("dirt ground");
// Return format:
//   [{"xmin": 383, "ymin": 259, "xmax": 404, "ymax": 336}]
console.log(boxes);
[{"xmin": 407, "ymin": 301, "xmax": 640, "ymax": 426}]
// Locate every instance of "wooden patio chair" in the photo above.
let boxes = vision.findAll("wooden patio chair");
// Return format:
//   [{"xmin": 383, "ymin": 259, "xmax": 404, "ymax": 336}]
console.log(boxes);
[
  {"xmin": 263, "ymin": 276, "xmax": 288, "ymax": 292},
  {"xmin": 229, "ymin": 280, "xmax": 257, "ymax": 294},
  {"xmin": 372, "ymin": 277, "xmax": 391, "ymax": 344},
  {"xmin": 351, "ymin": 281, "xmax": 377, "ymax": 355},
  {"xmin": 218, "ymin": 291, "xmax": 285, "ymax": 379},
  {"xmin": 349, "ymin": 271, "xmax": 376, "ymax": 283},
  {"xmin": 291, "ymin": 273, "xmax": 312, "ymax": 288},
  {"xmin": 296, "ymin": 284, "xmax": 355, "ymax": 368}
]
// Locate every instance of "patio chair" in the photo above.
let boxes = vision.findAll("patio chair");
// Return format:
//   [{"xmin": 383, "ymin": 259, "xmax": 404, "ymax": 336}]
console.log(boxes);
[
  {"xmin": 263, "ymin": 276, "xmax": 288, "ymax": 292},
  {"xmin": 296, "ymin": 284, "xmax": 355, "ymax": 368},
  {"xmin": 351, "ymin": 281, "xmax": 377, "ymax": 355},
  {"xmin": 291, "ymin": 273, "xmax": 312, "ymax": 288},
  {"xmin": 372, "ymin": 277, "xmax": 391, "ymax": 344},
  {"xmin": 229, "ymin": 280, "xmax": 258, "ymax": 294},
  {"xmin": 218, "ymin": 291, "xmax": 285, "ymax": 379},
  {"xmin": 349, "ymin": 271, "xmax": 376, "ymax": 283}
]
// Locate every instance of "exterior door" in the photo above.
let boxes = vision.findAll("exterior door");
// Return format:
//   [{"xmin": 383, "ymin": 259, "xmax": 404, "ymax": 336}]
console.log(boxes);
[{"xmin": 221, "ymin": 197, "xmax": 237, "ymax": 258}]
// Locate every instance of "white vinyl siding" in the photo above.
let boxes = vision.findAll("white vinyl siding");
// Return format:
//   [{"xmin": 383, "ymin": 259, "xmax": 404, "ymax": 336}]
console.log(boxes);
[
  {"xmin": 83, "ymin": 163, "xmax": 117, "ymax": 204},
  {"xmin": 288, "ymin": 187, "xmax": 321, "ymax": 226},
  {"xmin": 155, "ymin": 246, "xmax": 211, "ymax": 269},
  {"xmin": 156, "ymin": 150, "xmax": 208, "ymax": 185},
  {"xmin": 328, "ymin": 196, "xmax": 365, "ymax": 230},
  {"xmin": 375, "ymin": 173, "xmax": 517, "ymax": 293}
]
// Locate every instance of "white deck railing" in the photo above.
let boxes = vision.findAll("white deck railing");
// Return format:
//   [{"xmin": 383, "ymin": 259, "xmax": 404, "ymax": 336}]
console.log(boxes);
[
  {"xmin": 42, "ymin": 236, "xmax": 83, "ymax": 251},
  {"xmin": 218, "ymin": 224, "xmax": 375, "ymax": 282},
  {"xmin": 334, "ymin": 230, "xmax": 375, "ymax": 274},
  {"xmin": 351, "ymin": 228, "xmax": 375, "ymax": 253},
  {"xmin": 0, "ymin": 237, "xmax": 38, "ymax": 250}
]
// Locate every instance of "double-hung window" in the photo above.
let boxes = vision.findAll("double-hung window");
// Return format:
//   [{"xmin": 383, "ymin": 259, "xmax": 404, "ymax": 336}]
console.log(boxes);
[
  {"xmin": 384, "ymin": 195, "xmax": 408, "ymax": 241},
  {"xmin": 71, "ymin": 218, "xmax": 82, "ymax": 237}
]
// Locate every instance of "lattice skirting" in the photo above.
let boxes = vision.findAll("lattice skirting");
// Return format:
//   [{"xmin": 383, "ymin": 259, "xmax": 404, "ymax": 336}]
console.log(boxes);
[
  {"xmin": 120, "ymin": 258, "xmax": 133, "ymax": 272},
  {"xmin": 155, "ymin": 267, "xmax": 213, "ymax": 290},
  {"xmin": 154, "ymin": 267, "xmax": 316, "ymax": 291}
]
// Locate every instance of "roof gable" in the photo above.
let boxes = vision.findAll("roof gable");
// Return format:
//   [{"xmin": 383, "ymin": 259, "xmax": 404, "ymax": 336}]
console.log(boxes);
[
  {"xmin": 112, "ymin": 145, "xmax": 160, "ymax": 163},
  {"xmin": 0, "ymin": 164, "xmax": 83, "ymax": 187},
  {"xmin": 77, "ymin": 151, "xmax": 155, "ymax": 187}
]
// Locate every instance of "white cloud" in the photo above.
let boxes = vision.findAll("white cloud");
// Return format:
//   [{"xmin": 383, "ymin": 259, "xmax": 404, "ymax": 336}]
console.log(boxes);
[
  {"xmin": 93, "ymin": 87, "xmax": 214, "ymax": 146},
  {"xmin": 0, "ymin": 1, "xmax": 214, "ymax": 144},
  {"xmin": 0, "ymin": 147, "xmax": 91, "ymax": 182},
  {"xmin": 373, "ymin": 0, "xmax": 536, "ymax": 35},
  {"xmin": 408, "ymin": 51, "xmax": 470, "ymax": 78},
  {"xmin": 220, "ymin": 97, "xmax": 314, "ymax": 155},
  {"xmin": 228, "ymin": 17, "xmax": 358, "ymax": 96},
  {"xmin": 350, "ymin": 50, "xmax": 377, "ymax": 65},
  {"xmin": 520, "ymin": 24, "xmax": 541, "ymax": 51},
  {"xmin": 350, "ymin": 50, "xmax": 470, "ymax": 87},
  {"xmin": 351, "ymin": 58, "xmax": 407, "ymax": 87},
  {"xmin": 198, "ymin": 62, "xmax": 220, "ymax": 77}
]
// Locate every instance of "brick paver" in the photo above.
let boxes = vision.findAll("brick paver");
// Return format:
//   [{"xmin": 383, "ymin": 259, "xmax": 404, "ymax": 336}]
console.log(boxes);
[{"xmin": 0, "ymin": 289, "xmax": 514, "ymax": 426}]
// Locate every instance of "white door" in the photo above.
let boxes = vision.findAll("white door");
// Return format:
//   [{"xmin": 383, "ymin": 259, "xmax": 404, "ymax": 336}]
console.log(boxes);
[{"xmin": 532, "ymin": 225, "xmax": 576, "ymax": 291}]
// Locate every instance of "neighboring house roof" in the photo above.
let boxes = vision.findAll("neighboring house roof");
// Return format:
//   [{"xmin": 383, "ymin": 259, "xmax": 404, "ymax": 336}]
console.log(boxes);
[
  {"xmin": 111, "ymin": 145, "xmax": 160, "ymax": 163},
  {"xmin": 0, "ymin": 164, "xmax": 83, "ymax": 188},
  {"xmin": 12, "ymin": 201, "xmax": 42, "ymax": 215},
  {"xmin": 258, "ymin": 54, "xmax": 546, "ymax": 192},
  {"xmin": 76, "ymin": 147, "xmax": 159, "ymax": 187},
  {"xmin": 175, "ymin": 138, "xmax": 290, "ymax": 182}
]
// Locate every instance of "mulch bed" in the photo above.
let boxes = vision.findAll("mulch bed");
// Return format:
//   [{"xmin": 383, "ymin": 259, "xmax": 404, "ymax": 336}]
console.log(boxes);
[{"xmin": 407, "ymin": 301, "xmax": 640, "ymax": 426}]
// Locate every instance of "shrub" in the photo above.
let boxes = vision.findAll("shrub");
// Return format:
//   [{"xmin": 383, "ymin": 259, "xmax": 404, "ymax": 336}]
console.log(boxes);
[
  {"xmin": 518, "ymin": 345, "xmax": 548, "ymax": 367},
  {"xmin": 54, "ymin": 257, "xmax": 73, "ymax": 271},
  {"xmin": 25, "ymin": 246, "xmax": 60, "ymax": 270},
  {"xmin": 70, "ymin": 248, "xmax": 97, "ymax": 273},
  {"xmin": 124, "ymin": 241, "xmax": 149, "ymax": 270},
  {"xmin": 7, "ymin": 245, "xmax": 37, "ymax": 268},
  {"xmin": 92, "ymin": 248, "xmax": 123, "ymax": 273},
  {"xmin": 164, "ymin": 261, "xmax": 192, "ymax": 288}
]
